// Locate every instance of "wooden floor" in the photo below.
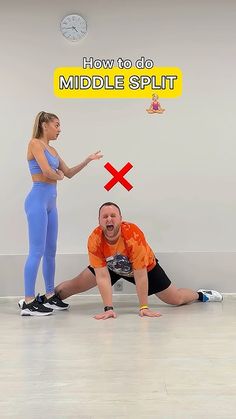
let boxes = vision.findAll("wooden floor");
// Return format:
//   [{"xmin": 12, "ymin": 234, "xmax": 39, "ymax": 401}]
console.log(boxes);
[{"xmin": 1, "ymin": 294, "xmax": 236, "ymax": 419}]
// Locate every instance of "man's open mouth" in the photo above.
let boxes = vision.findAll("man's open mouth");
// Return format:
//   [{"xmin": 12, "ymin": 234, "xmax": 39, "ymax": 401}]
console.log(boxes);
[{"xmin": 106, "ymin": 225, "xmax": 114, "ymax": 232}]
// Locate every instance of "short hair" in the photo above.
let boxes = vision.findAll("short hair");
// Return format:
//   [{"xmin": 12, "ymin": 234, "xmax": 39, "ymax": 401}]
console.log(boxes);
[
  {"xmin": 99, "ymin": 202, "xmax": 121, "ymax": 216},
  {"xmin": 32, "ymin": 111, "xmax": 59, "ymax": 138}
]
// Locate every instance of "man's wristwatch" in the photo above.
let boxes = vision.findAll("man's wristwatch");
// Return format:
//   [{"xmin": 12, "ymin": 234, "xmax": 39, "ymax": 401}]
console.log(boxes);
[{"xmin": 104, "ymin": 306, "xmax": 114, "ymax": 312}]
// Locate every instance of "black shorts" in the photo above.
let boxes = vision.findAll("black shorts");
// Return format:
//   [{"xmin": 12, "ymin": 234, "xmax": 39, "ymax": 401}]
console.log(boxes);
[{"xmin": 88, "ymin": 259, "xmax": 171, "ymax": 295}]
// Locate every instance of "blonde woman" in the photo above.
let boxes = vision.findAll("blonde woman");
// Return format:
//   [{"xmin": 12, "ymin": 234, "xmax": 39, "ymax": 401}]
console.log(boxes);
[
  {"xmin": 19, "ymin": 111, "xmax": 102, "ymax": 316},
  {"xmin": 146, "ymin": 94, "xmax": 165, "ymax": 114}
]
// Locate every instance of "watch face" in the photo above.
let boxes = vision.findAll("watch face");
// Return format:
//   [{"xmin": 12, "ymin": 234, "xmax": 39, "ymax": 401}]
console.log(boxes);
[{"xmin": 60, "ymin": 14, "xmax": 87, "ymax": 41}]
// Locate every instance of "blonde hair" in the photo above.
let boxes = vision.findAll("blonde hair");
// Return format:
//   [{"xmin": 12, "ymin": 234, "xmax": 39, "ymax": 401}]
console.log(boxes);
[
  {"xmin": 152, "ymin": 94, "xmax": 159, "ymax": 101},
  {"xmin": 32, "ymin": 111, "xmax": 59, "ymax": 138}
]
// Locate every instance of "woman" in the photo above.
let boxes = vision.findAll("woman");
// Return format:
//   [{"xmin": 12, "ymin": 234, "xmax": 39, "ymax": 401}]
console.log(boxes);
[
  {"xmin": 19, "ymin": 111, "xmax": 102, "ymax": 316},
  {"xmin": 146, "ymin": 94, "xmax": 165, "ymax": 114}
]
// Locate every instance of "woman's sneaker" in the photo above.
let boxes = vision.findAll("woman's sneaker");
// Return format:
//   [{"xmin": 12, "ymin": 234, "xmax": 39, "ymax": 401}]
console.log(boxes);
[
  {"xmin": 40, "ymin": 294, "xmax": 69, "ymax": 311},
  {"xmin": 18, "ymin": 298, "xmax": 53, "ymax": 316}
]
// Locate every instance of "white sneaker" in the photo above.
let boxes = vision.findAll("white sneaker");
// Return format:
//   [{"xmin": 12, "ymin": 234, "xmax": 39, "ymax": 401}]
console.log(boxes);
[
  {"xmin": 40, "ymin": 294, "xmax": 69, "ymax": 310},
  {"xmin": 18, "ymin": 299, "xmax": 24, "ymax": 309},
  {"xmin": 198, "ymin": 289, "xmax": 223, "ymax": 302},
  {"xmin": 18, "ymin": 298, "xmax": 53, "ymax": 316}
]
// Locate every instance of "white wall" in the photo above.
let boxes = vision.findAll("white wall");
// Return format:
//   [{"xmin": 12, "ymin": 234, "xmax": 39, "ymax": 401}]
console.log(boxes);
[{"xmin": 1, "ymin": 0, "xmax": 236, "ymax": 295}]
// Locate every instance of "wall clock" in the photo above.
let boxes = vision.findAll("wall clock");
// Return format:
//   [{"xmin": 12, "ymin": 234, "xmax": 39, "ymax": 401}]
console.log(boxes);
[{"xmin": 60, "ymin": 14, "xmax": 87, "ymax": 41}]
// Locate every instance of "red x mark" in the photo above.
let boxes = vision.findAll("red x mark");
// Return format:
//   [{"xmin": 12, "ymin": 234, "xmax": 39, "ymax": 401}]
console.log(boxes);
[{"xmin": 104, "ymin": 162, "xmax": 133, "ymax": 191}]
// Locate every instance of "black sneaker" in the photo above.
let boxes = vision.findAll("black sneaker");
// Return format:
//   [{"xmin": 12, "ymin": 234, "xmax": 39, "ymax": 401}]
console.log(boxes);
[
  {"xmin": 40, "ymin": 294, "xmax": 69, "ymax": 311},
  {"xmin": 19, "ymin": 298, "xmax": 53, "ymax": 316}
]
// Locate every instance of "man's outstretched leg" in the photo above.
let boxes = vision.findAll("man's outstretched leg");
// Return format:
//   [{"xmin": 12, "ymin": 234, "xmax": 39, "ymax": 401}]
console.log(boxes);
[
  {"xmin": 156, "ymin": 284, "xmax": 222, "ymax": 305},
  {"xmin": 55, "ymin": 267, "xmax": 97, "ymax": 300}
]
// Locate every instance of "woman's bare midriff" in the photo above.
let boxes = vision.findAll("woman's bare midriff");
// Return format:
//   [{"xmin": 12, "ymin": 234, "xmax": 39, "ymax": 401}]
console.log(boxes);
[{"xmin": 32, "ymin": 174, "xmax": 57, "ymax": 184}]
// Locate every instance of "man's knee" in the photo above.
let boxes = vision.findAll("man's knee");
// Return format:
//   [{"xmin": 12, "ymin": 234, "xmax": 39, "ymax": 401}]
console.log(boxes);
[
  {"xmin": 157, "ymin": 287, "xmax": 186, "ymax": 306},
  {"xmin": 168, "ymin": 291, "xmax": 186, "ymax": 306}
]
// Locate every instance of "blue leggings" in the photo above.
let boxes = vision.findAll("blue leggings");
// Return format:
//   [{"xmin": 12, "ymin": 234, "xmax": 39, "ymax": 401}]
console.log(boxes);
[{"xmin": 24, "ymin": 182, "xmax": 58, "ymax": 297}]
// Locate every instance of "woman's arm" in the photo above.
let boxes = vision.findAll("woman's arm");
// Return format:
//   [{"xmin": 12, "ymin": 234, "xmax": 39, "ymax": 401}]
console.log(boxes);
[
  {"xmin": 30, "ymin": 140, "xmax": 64, "ymax": 180},
  {"xmin": 58, "ymin": 150, "xmax": 103, "ymax": 179}
]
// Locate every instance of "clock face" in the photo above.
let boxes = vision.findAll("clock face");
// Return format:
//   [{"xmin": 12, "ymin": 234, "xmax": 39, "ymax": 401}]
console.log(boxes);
[{"xmin": 60, "ymin": 14, "xmax": 87, "ymax": 41}]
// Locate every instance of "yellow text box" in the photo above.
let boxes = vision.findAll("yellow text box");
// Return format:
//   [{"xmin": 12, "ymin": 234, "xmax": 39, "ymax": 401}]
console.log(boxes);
[{"xmin": 54, "ymin": 67, "xmax": 182, "ymax": 98}]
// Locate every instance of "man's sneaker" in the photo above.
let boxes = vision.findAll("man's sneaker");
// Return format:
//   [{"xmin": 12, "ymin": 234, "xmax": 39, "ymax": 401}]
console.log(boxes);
[
  {"xmin": 198, "ymin": 289, "xmax": 223, "ymax": 302},
  {"xmin": 18, "ymin": 298, "xmax": 53, "ymax": 316},
  {"xmin": 40, "ymin": 294, "xmax": 69, "ymax": 311}
]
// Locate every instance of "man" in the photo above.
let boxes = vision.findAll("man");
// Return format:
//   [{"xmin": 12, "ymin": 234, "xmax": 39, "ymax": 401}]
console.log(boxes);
[{"xmin": 55, "ymin": 202, "xmax": 223, "ymax": 320}]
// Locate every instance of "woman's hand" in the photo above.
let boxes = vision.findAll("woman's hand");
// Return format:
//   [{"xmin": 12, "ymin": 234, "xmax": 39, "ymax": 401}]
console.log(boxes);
[
  {"xmin": 88, "ymin": 150, "xmax": 103, "ymax": 162},
  {"xmin": 56, "ymin": 169, "xmax": 65, "ymax": 180}
]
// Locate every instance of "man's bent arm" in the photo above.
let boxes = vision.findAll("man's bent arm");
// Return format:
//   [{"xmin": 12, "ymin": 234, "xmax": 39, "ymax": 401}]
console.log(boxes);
[
  {"xmin": 94, "ymin": 267, "xmax": 113, "ymax": 307},
  {"xmin": 134, "ymin": 268, "xmax": 149, "ymax": 307}
]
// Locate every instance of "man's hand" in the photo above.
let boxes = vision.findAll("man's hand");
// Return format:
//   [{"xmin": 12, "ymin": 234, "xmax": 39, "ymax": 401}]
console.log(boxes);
[
  {"xmin": 94, "ymin": 309, "xmax": 117, "ymax": 320},
  {"xmin": 139, "ymin": 308, "xmax": 162, "ymax": 318}
]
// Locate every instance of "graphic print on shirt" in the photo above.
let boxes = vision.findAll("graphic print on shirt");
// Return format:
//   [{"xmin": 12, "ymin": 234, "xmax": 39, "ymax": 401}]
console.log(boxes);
[
  {"xmin": 106, "ymin": 253, "xmax": 133, "ymax": 277},
  {"xmin": 88, "ymin": 222, "xmax": 157, "ymax": 274}
]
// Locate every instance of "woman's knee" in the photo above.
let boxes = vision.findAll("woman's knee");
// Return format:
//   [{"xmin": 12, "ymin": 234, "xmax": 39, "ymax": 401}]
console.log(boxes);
[
  {"xmin": 28, "ymin": 249, "xmax": 44, "ymax": 262},
  {"xmin": 44, "ymin": 248, "xmax": 56, "ymax": 258}
]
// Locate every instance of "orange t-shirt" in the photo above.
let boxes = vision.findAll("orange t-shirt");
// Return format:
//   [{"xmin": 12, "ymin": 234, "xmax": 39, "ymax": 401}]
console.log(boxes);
[{"xmin": 87, "ymin": 222, "xmax": 156, "ymax": 277}]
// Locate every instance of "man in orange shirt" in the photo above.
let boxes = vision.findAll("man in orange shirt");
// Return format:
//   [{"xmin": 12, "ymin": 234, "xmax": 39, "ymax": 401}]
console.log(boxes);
[{"xmin": 55, "ymin": 202, "xmax": 223, "ymax": 319}]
